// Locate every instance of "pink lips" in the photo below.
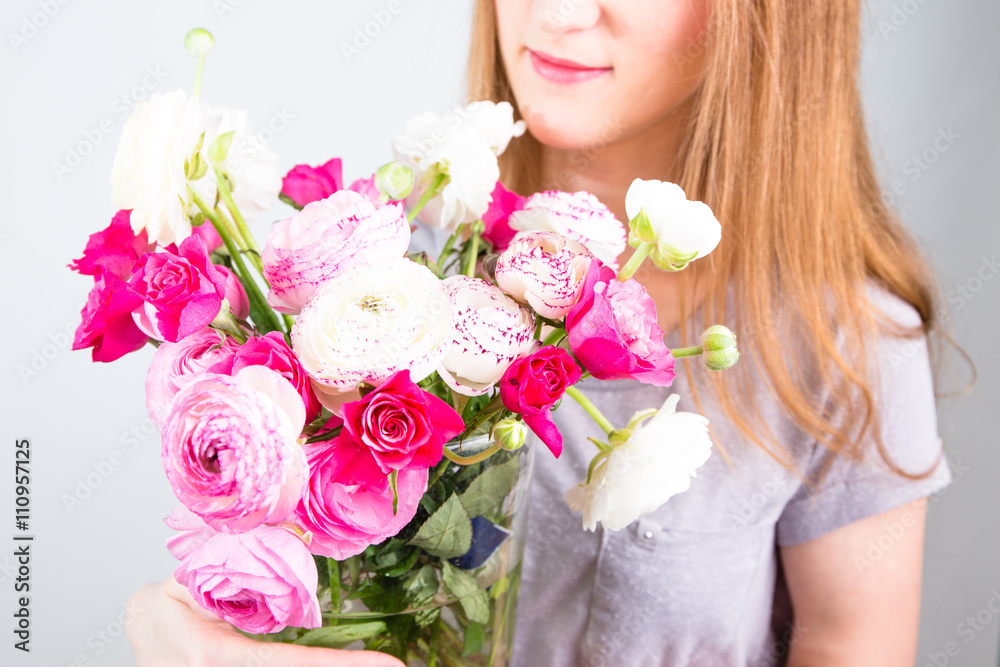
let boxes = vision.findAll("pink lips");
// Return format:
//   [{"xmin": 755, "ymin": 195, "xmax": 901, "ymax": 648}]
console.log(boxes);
[{"xmin": 529, "ymin": 49, "xmax": 611, "ymax": 84}]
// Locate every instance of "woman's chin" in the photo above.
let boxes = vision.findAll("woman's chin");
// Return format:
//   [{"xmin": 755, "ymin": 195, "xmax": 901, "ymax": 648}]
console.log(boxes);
[{"xmin": 520, "ymin": 105, "xmax": 620, "ymax": 153}]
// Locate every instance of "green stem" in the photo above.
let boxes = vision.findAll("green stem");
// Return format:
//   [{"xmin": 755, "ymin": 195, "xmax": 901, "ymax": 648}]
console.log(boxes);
[
  {"xmin": 541, "ymin": 327, "xmax": 567, "ymax": 348},
  {"xmin": 671, "ymin": 344, "xmax": 704, "ymax": 358},
  {"xmin": 216, "ymin": 173, "xmax": 263, "ymax": 273},
  {"xmin": 436, "ymin": 227, "xmax": 461, "ymax": 276},
  {"xmin": 565, "ymin": 386, "xmax": 615, "ymax": 436},
  {"xmin": 441, "ymin": 442, "xmax": 503, "ymax": 466},
  {"xmin": 463, "ymin": 226, "xmax": 481, "ymax": 277},
  {"xmin": 192, "ymin": 55, "xmax": 206, "ymax": 99},
  {"xmin": 407, "ymin": 172, "xmax": 447, "ymax": 224},
  {"xmin": 617, "ymin": 241, "xmax": 653, "ymax": 282}
]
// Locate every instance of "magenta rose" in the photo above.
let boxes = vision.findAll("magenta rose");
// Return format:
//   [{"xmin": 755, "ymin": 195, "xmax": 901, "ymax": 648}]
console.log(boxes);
[
  {"xmin": 145, "ymin": 329, "xmax": 240, "ymax": 425},
  {"xmin": 73, "ymin": 268, "xmax": 149, "ymax": 363},
  {"xmin": 281, "ymin": 157, "xmax": 343, "ymax": 208},
  {"xmin": 482, "ymin": 181, "xmax": 525, "ymax": 253},
  {"xmin": 262, "ymin": 190, "xmax": 411, "ymax": 315},
  {"xmin": 499, "ymin": 347, "xmax": 582, "ymax": 458},
  {"xmin": 162, "ymin": 368, "xmax": 308, "ymax": 531},
  {"xmin": 174, "ymin": 524, "xmax": 321, "ymax": 634},
  {"xmin": 566, "ymin": 259, "xmax": 676, "ymax": 386},
  {"xmin": 192, "ymin": 222, "xmax": 223, "ymax": 253},
  {"xmin": 294, "ymin": 432, "xmax": 427, "ymax": 560},
  {"xmin": 69, "ymin": 209, "xmax": 154, "ymax": 280},
  {"xmin": 207, "ymin": 331, "xmax": 322, "ymax": 423},
  {"xmin": 129, "ymin": 234, "xmax": 249, "ymax": 343},
  {"xmin": 341, "ymin": 370, "xmax": 464, "ymax": 474}
]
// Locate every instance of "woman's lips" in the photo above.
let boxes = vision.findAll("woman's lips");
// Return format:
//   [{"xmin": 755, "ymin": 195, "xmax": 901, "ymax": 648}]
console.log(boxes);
[{"xmin": 528, "ymin": 49, "xmax": 611, "ymax": 84}]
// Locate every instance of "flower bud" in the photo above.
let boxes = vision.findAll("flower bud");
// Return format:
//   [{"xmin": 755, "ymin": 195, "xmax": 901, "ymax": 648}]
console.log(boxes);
[
  {"xmin": 701, "ymin": 325, "xmax": 739, "ymax": 371},
  {"xmin": 374, "ymin": 161, "xmax": 415, "ymax": 201},
  {"xmin": 184, "ymin": 28, "xmax": 215, "ymax": 58},
  {"xmin": 493, "ymin": 418, "xmax": 527, "ymax": 451}
]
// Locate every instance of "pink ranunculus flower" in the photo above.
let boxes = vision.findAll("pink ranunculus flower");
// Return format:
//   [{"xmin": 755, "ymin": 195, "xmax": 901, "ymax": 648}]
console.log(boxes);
[
  {"xmin": 164, "ymin": 505, "xmax": 218, "ymax": 561},
  {"xmin": 499, "ymin": 346, "xmax": 582, "ymax": 458},
  {"xmin": 207, "ymin": 331, "xmax": 322, "ymax": 424},
  {"xmin": 482, "ymin": 181, "xmax": 525, "ymax": 253},
  {"xmin": 145, "ymin": 329, "xmax": 240, "ymax": 426},
  {"xmin": 437, "ymin": 276, "xmax": 537, "ymax": 396},
  {"xmin": 494, "ymin": 231, "xmax": 594, "ymax": 319},
  {"xmin": 509, "ymin": 190, "xmax": 627, "ymax": 270},
  {"xmin": 341, "ymin": 370, "xmax": 464, "ymax": 474},
  {"xmin": 174, "ymin": 523, "xmax": 321, "ymax": 634},
  {"xmin": 73, "ymin": 268, "xmax": 149, "ymax": 363},
  {"xmin": 128, "ymin": 235, "xmax": 249, "ymax": 343},
  {"xmin": 69, "ymin": 209, "xmax": 154, "ymax": 280},
  {"xmin": 262, "ymin": 190, "xmax": 411, "ymax": 315},
  {"xmin": 294, "ymin": 431, "xmax": 427, "ymax": 560},
  {"xmin": 280, "ymin": 157, "xmax": 343, "ymax": 208},
  {"xmin": 162, "ymin": 367, "xmax": 308, "ymax": 531},
  {"xmin": 566, "ymin": 259, "xmax": 676, "ymax": 386},
  {"xmin": 348, "ymin": 175, "xmax": 404, "ymax": 209}
]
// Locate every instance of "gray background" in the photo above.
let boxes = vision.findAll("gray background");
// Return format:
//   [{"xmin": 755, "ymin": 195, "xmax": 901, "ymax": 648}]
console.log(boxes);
[{"xmin": 0, "ymin": 1, "xmax": 996, "ymax": 665}]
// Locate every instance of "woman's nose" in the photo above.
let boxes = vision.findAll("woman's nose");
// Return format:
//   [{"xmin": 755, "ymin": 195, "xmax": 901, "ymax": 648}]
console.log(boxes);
[{"xmin": 532, "ymin": 0, "xmax": 601, "ymax": 33}]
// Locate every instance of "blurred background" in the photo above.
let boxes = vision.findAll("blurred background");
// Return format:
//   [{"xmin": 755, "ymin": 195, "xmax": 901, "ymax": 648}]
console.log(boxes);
[{"xmin": 0, "ymin": 1, "xmax": 996, "ymax": 665}]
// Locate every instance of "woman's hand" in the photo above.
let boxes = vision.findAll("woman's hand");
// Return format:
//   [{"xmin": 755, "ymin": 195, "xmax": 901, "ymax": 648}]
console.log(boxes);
[{"xmin": 126, "ymin": 576, "xmax": 405, "ymax": 667}]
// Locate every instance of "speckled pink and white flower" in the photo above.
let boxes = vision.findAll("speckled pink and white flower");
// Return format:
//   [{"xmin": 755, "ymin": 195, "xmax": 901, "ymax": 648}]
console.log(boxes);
[
  {"xmin": 509, "ymin": 190, "xmax": 626, "ymax": 270},
  {"xmin": 494, "ymin": 231, "xmax": 594, "ymax": 320},
  {"xmin": 437, "ymin": 275, "xmax": 537, "ymax": 396}
]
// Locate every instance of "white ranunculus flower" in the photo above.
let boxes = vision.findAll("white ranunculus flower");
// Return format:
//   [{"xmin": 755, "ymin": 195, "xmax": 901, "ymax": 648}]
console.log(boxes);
[
  {"xmin": 291, "ymin": 259, "xmax": 452, "ymax": 409},
  {"xmin": 624, "ymin": 179, "xmax": 721, "ymax": 270},
  {"xmin": 437, "ymin": 275, "xmax": 537, "ymax": 397},
  {"xmin": 565, "ymin": 394, "xmax": 712, "ymax": 531},
  {"xmin": 392, "ymin": 101, "xmax": 526, "ymax": 231},
  {"xmin": 494, "ymin": 231, "xmax": 593, "ymax": 320},
  {"xmin": 207, "ymin": 105, "xmax": 282, "ymax": 224},
  {"xmin": 111, "ymin": 90, "xmax": 215, "ymax": 246},
  {"xmin": 509, "ymin": 190, "xmax": 627, "ymax": 270}
]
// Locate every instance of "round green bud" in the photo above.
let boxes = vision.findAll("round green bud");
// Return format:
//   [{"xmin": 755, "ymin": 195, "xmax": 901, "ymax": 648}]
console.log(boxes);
[
  {"xmin": 701, "ymin": 325, "xmax": 739, "ymax": 371},
  {"xmin": 184, "ymin": 28, "xmax": 215, "ymax": 58},
  {"xmin": 374, "ymin": 161, "xmax": 415, "ymax": 201},
  {"xmin": 493, "ymin": 418, "xmax": 527, "ymax": 451}
]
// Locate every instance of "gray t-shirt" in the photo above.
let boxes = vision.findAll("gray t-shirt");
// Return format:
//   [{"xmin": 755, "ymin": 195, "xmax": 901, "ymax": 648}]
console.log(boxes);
[{"xmin": 511, "ymin": 285, "xmax": 951, "ymax": 666}]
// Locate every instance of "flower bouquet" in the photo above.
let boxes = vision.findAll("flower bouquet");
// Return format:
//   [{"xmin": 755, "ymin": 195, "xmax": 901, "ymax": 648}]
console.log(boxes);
[{"xmin": 70, "ymin": 30, "xmax": 738, "ymax": 665}]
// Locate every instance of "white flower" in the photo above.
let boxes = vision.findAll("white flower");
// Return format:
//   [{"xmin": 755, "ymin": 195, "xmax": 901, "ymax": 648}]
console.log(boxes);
[
  {"xmin": 624, "ymin": 179, "xmax": 721, "ymax": 270},
  {"xmin": 392, "ymin": 101, "xmax": 526, "ymax": 231},
  {"xmin": 565, "ymin": 394, "xmax": 712, "ymax": 531},
  {"xmin": 291, "ymin": 259, "xmax": 452, "ymax": 409},
  {"xmin": 495, "ymin": 231, "xmax": 593, "ymax": 319},
  {"xmin": 437, "ymin": 276, "xmax": 537, "ymax": 397},
  {"xmin": 111, "ymin": 90, "xmax": 214, "ymax": 246},
  {"xmin": 207, "ymin": 105, "xmax": 282, "ymax": 224},
  {"xmin": 509, "ymin": 191, "xmax": 626, "ymax": 270}
]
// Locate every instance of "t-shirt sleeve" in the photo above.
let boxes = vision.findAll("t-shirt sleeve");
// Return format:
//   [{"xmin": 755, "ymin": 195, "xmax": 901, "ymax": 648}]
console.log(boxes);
[{"xmin": 775, "ymin": 287, "xmax": 952, "ymax": 547}]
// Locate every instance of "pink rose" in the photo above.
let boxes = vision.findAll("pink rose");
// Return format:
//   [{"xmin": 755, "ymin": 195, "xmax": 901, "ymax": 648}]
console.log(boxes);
[
  {"xmin": 262, "ymin": 190, "xmax": 411, "ymax": 315},
  {"xmin": 341, "ymin": 370, "xmax": 464, "ymax": 474},
  {"xmin": 129, "ymin": 235, "xmax": 249, "ymax": 343},
  {"xmin": 499, "ymin": 347, "xmax": 582, "ymax": 458},
  {"xmin": 192, "ymin": 222, "xmax": 223, "ymax": 253},
  {"xmin": 348, "ymin": 175, "xmax": 404, "ymax": 208},
  {"xmin": 73, "ymin": 269, "xmax": 149, "ymax": 363},
  {"xmin": 207, "ymin": 331, "xmax": 322, "ymax": 424},
  {"xmin": 280, "ymin": 157, "xmax": 343, "ymax": 208},
  {"xmin": 482, "ymin": 181, "xmax": 525, "ymax": 253},
  {"xmin": 494, "ymin": 231, "xmax": 593, "ymax": 319},
  {"xmin": 294, "ymin": 432, "xmax": 427, "ymax": 560},
  {"xmin": 145, "ymin": 329, "xmax": 240, "ymax": 425},
  {"xmin": 69, "ymin": 209, "xmax": 154, "ymax": 280},
  {"xmin": 174, "ymin": 524, "xmax": 321, "ymax": 634},
  {"xmin": 162, "ymin": 368, "xmax": 308, "ymax": 531},
  {"xmin": 566, "ymin": 259, "xmax": 676, "ymax": 386}
]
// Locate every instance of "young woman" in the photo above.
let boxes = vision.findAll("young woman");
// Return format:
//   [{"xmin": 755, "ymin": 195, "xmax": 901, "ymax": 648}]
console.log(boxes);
[{"xmin": 127, "ymin": 1, "xmax": 953, "ymax": 665}]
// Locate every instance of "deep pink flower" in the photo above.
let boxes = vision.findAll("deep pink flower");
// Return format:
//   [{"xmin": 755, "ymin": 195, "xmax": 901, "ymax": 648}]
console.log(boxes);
[
  {"xmin": 293, "ymin": 431, "xmax": 427, "ymax": 560},
  {"xmin": 566, "ymin": 259, "xmax": 676, "ymax": 386},
  {"xmin": 69, "ymin": 209, "xmax": 154, "ymax": 280},
  {"xmin": 173, "ymin": 524, "xmax": 321, "ymax": 634},
  {"xmin": 128, "ymin": 235, "xmax": 248, "ymax": 343},
  {"xmin": 341, "ymin": 370, "xmax": 464, "ymax": 474},
  {"xmin": 192, "ymin": 222, "xmax": 223, "ymax": 253},
  {"xmin": 207, "ymin": 331, "xmax": 322, "ymax": 423},
  {"xmin": 73, "ymin": 268, "xmax": 149, "ymax": 363},
  {"xmin": 482, "ymin": 181, "xmax": 525, "ymax": 253},
  {"xmin": 280, "ymin": 158, "xmax": 343, "ymax": 208},
  {"xmin": 499, "ymin": 347, "xmax": 582, "ymax": 458},
  {"xmin": 145, "ymin": 329, "xmax": 240, "ymax": 425}
]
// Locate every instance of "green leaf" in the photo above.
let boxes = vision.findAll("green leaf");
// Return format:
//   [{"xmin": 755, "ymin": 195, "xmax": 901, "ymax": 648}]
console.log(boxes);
[
  {"xmin": 380, "ymin": 547, "xmax": 420, "ymax": 578},
  {"xmin": 462, "ymin": 621, "xmax": 485, "ymax": 657},
  {"xmin": 403, "ymin": 564, "xmax": 439, "ymax": 606},
  {"xmin": 208, "ymin": 130, "xmax": 235, "ymax": 164},
  {"xmin": 408, "ymin": 494, "xmax": 472, "ymax": 559},
  {"xmin": 441, "ymin": 562, "xmax": 490, "ymax": 625},
  {"xmin": 293, "ymin": 622, "xmax": 387, "ymax": 647},
  {"xmin": 460, "ymin": 456, "xmax": 519, "ymax": 517}
]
